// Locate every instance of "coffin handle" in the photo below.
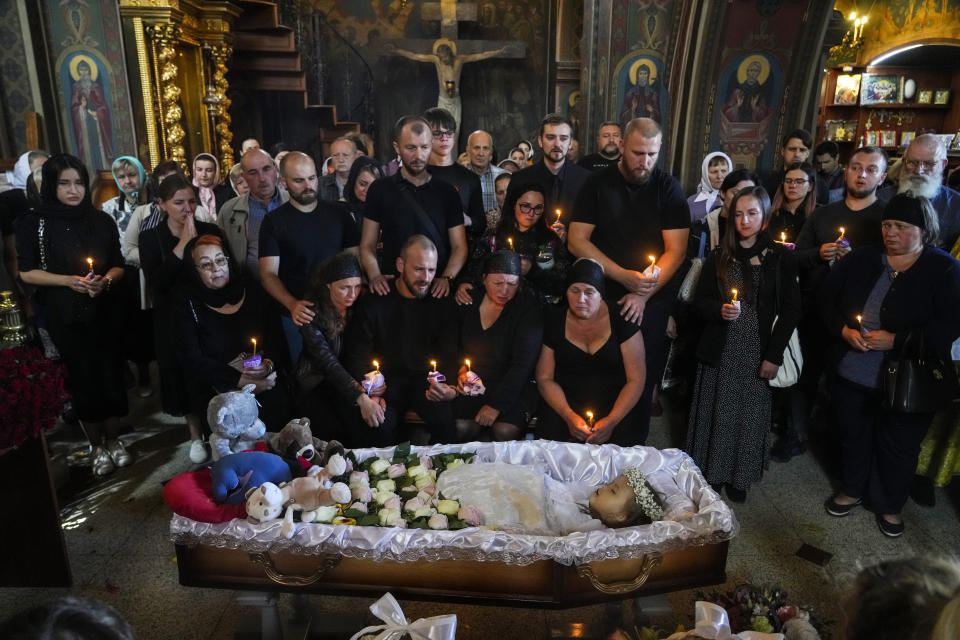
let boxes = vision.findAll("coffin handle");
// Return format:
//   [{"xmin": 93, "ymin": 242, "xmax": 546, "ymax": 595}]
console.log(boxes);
[
  {"xmin": 576, "ymin": 553, "xmax": 663, "ymax": 594},
  {"xmin": 248, "ymin": 552, "xmax": 341, "ymax": 587}
]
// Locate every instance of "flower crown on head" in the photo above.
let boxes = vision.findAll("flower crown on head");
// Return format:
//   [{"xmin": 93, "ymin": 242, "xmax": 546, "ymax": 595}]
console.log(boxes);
[{"xmin": 624, "ymin": 466, "xmax": 664, "ymax": 521}]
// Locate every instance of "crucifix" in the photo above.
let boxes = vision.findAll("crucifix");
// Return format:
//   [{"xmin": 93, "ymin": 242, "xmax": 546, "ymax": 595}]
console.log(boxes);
[{"xmin": 378, "ymin": 0, "xmax": 525, "ymax": 132}]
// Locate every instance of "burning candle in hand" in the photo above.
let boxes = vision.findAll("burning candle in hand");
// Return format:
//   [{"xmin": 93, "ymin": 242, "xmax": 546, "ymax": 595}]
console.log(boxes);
[
  {"xmin": 731, "ymin": 288, "xmax": 738, "ymax": 302},
  {"xmin": 586, "ymin": 410, "xmax": 594, "ymax": 427},
  {"xmin": 86, "ymin": 257, "xmax": 94, "ymax": 272},
  {"xmin": 856, "ymin": 315, "xmax": 864, "ymax": 333},
  {"xmin": 838, "ymin": 227, "xmax": 846, "ymax": 241},
  {"xmin": 465, "ymin": 358, "xmax": 471, "ymax": 372},
  {"xmin": 430, "ymin": 360, "xmax": 437, "ymax": 373},
  {"xmin": 555, "ymin": 209, "xmax": 562, "ymax": 223},
  {"xmin": 251, "ymin": 338, "xmax": 257, "ymax": 356},
  {"xmin": 780, "ymin": 232, "xmax": 786, "ymax": 243},
  {"xmin": 507, "ymin": 237, "xmax": 514, "ymax": 251},
  {"xmin": 373, "ymin": 359, "xmax": 380, "ymax": 373},
  {"xmin": 649, "ymin": 255, "xmax": 656, "ymax": 270}
]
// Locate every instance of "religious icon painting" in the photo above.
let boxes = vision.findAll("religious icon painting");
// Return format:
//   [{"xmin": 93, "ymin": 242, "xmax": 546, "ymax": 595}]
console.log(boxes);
[
  {"xmin": 612, "ymin": 52, "xmax": 667, "ymax": 130},
  {"xmin": 951, "ymin": 132, "xmax": 960, "ymax": 152},
  {"xmin": 59, "ymin": 51, "xmax": 118, "ymax": 170},
  {"xmin": 833, "ymin": 74, "xmax": 861, "ymax": 105},
  {"xmin": 712, "ymin": 52, "xmax": 782, "ymax": 170},
  {"xmin": 860, "ymin": 74, "xmax": 902, "ymax": 105},
  {"xmin": 900, "ymin": 131, "xmax": 915, "ymax": 147},
  {"xmin": 934, "ymin": 90, "xmax": 951, "ymax": 105},
  {"xmin": 880, "ymin": 130, "xmax": 897, "ymax": 148},
  {"xmin": 917, "ymin": 90, "xmax": 933, "ymax": 104},
  {"xmin": 864, "ymin": 131, "xmax": 879, "ymax": 146}
]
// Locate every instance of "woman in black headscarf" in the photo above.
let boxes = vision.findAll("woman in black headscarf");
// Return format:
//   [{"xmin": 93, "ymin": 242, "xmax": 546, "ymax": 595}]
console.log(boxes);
[
  {"xmin": 16, "ymin": 153, "xmax": 131, "ymax": 477},
  {"xmin": 295, "ymin": 251, "xmax": 385, "ymax": 443},
  {"xmin": 534, "ymin": 258, "xmax": 647, "ymax": 445},
  {"xmin": 454, "ymin": 250, "xmax": 543, "ymax": 441},
  {"xmin": 172, "ymin": 234, "xmax": 289, "ymax": 433}
]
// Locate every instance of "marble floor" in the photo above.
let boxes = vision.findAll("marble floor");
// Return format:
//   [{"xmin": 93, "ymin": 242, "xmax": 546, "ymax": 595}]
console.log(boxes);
[{"xmin": 1, "ymin": 384, "xmax": 958, "ymax": 639}]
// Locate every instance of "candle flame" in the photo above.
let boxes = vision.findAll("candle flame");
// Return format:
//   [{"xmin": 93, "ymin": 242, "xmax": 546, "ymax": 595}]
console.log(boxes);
[
  {"xmin": 507, "ymin": 237, "xmax": 514, "ymax": 250},
  {"xmin": 251, "ymin": 338, "xmax": 257, "ymax": 356},
  {"xmin": 731, "ymin": 288, "xmax": 738, "ymax": 302},
  {"xmin": 781, "ymin": 232, "xmax": 786, "ymax": 242},
  {"xmin": 838, "ymin": 226, "xmax": 845, "ymax": 240},
  {"xmin": 856, "ymin": 315, "xmax": 862, "ymax": 323},
  {"xmin": 86, "ymin": 257, "xmax": 93, "ymax": 269},
  {"xmin": 373, "ymin": 359, "xmax": 379, "ymax": 371},
  {"xmin": 555, "ymin": 209, "xmax": 561, "ymax": 220},
  {"xmin": 586, "ymin": 411, "xmax": 594, "ymax": 425},
  {"xmin": 465, "ymin": 359, "xmax": 471, "ymax": 371},
  {"xmin": 430, "ymin": 360, "xmax": 437, "ymax": 373}
]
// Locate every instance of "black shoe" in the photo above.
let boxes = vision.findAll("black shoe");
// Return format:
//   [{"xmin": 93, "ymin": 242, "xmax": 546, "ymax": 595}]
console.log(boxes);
[
  {"xmin": 770, "ymin": 438, "xmax": 806, "ymax": 463},
  {"xmin": 726, "ymin": 486, "xmax": 747, "ymax": 503},
  {"xmin": 825, "ymin": 496, "xmax": 861, "ymax": 517},
  {"xmin": 876, "ymin": 514, "xmax": 904, "ymax": 538}
]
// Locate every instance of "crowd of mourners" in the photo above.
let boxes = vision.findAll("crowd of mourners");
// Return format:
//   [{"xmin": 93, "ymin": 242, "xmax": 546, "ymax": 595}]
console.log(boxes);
[{"xmin": 3, "ymin": 108, "xmax": 960, "ymax": 541}]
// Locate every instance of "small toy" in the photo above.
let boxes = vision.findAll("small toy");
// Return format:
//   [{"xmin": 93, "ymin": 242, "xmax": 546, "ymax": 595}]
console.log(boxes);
[
  {"xmin": 267, "ymin": 417, "xmax": 344, "ymax": 467},
  {"xmin": 209, "ymin": 451, "xmax": 293, "ymax": 504},
  {"xmin": 207, "ymin": 384, "xmax": 267, "ymax": 461}
]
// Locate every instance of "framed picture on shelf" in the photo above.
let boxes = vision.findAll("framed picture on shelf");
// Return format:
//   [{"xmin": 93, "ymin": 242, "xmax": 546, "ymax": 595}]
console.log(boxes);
[
  {"xmin": 825, "ymin": 120, "xmax": 840, "ymax": 141},
  {"xmin": 952, "ymin": 132, "xmax": 960, "ymax": 152},
  {"xmin": 864, "ymin": 131, "xmax": 879, "ymax": 146},
  {"xmin": 861, "ymin": 74, "xmax": 902, "ymax": 104},
  {"xmin": 880, "ymin": 130, "xmax": 897, "ymax": 148},
  {"xmin": 844, "ymin": 120, "xmax": 858, "ymax": 141},
  {"xmin": 918, "ymin": 90, "xmax": 933, "ymax": 104},
  {"xmin": 900, "ymin": 131, "xmax": 915, "ymax": 147},
  {"xmin": 938, "ymin": 134, "xmax": 954, "ymax": 149},
  {"xmin": 834, "ymin": 74, "xmax": 861, "ymax": 105},
  {"xmin": 934, "ymin": 90, "xmax": 951, "ymax": 105}
]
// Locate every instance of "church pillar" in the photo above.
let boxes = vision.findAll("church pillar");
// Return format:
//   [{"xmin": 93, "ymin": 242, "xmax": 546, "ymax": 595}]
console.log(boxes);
[
  {"xmin": 147, "ymin": 22, "xmax": 188, "ymax": 171},
  {"xmin": 204, "ymin": 43, "xmax": 235, "ymax": 173}
]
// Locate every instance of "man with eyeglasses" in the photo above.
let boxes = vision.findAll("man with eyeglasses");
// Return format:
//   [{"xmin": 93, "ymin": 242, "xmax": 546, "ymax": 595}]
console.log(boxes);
[
  {"xmin": 259, "ymin": 152, "xmax": 360, "ymax": 363},
  {"xmin": 782, "ymin": 146, "xmax": 889, "ymax": 462},
  {"xmin": 813, "ymin": 140, "xmax": 845, "ymax": 205},
  {"xmin": 882, "ymin": 134, "xmax": 960, "ymax": 251},
  {"xmin": 421, "ymin": 107, "xmax": 486, "ymax": 237},
  {"xmin": 319, "ymin": 137, "xmax": 361, "ymax": 202}
]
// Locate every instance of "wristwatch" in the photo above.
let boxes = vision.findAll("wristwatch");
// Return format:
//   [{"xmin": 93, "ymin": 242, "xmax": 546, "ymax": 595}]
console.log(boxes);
[{"xmin": 103, "ymin": 275, "xmax": 113, "ymax": 291}]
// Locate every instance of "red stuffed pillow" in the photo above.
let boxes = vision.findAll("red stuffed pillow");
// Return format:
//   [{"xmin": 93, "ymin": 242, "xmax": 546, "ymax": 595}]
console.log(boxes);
[{"xmin": 163, "ymin": 469, "xmax": 246, "ymax": 523}]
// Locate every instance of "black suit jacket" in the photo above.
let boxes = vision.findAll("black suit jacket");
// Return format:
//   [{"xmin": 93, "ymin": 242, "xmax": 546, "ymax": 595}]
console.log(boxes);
[{"xmin": 507, "ymin": 160, "xmax": 589, "ymax": 225}]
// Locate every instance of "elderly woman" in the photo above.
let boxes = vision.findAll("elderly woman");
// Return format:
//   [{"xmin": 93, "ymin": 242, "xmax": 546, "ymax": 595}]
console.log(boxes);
[
  {"xmin": 686, "ymin": 186, "xmax": 801, "ymax": 503},
  {"xmin": 535, "ymin": 258, "xmax": 647, "ymax": 445},
  {"xmin": 101, "ymin": 156, "xmax": 146, "ymax": 232},
  {"xmin": 173, "ymin": 235, "xmax": 288, "ymax": 429},
  {"xmin": 295, "ymin": 252, "xmax": 385, "ymax": 444},
  {"xmin": 458, "ymin": 182, "xmax": 571, "ymax": 305},
  {"xmin": 766, "ymin": 162, "xmax": 816, "ymax": 242},
  {"xmin": 686, "ymin": 151, "xmax": 731, "ymax": 223},
  {"xmin": 140, "ymin": 173, "xmax": 226, "ymax": 463},
  {"xmin": 16, "ymin": 154, "xmax": 131, "ymax": 476},
  {"xmin": 454, "ymin": 250, "xmax": 543, "ymax": 441},
  {"xmin": 821, "ymin": 193, "xmax": 960, "ymax": 537}
]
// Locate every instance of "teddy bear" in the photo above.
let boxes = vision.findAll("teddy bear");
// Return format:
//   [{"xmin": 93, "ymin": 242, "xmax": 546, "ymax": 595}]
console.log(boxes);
[
  {"xmin": 207, "ymin": 384, "xmax": 267, "ymax": 461},
  {"xmin": 267, "ymin": 417, "xmax": 344, "ymax": 468},
  {"xmin": 245, "ymin": 453, "xmax": 351, "ymax": 538}
]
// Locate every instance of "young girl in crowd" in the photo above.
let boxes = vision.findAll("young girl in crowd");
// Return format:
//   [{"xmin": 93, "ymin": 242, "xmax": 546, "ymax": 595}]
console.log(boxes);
[{"xmin": 686, "ymin": 186, "xmax": 800, "ymax": 502}]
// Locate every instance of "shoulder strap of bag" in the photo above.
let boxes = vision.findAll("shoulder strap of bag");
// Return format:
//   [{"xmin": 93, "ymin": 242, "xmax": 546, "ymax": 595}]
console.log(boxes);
[
  {"xmin": 38, "ymin": 218, "xmax": 47, "ymax": 271},
  {"xmin": 397, "ymin": 182, "xmax": 445, "ymax": 251}
]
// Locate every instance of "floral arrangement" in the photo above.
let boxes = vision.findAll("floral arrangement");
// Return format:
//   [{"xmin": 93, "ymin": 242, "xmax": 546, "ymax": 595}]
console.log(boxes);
[
  {"xmin": 317, "ymin": 443, "xmax": 478, "ymax": 531},
  {"xmin": 696, "ymin": 583, "xmax": 830, "ymax": 639},
  {"xmin": 624, "ymin": 466, "xmax": 665, "ymax": 521},
  {"xmin": 0, "ymin": 346, "xmax": 68, "ymax": 451}
]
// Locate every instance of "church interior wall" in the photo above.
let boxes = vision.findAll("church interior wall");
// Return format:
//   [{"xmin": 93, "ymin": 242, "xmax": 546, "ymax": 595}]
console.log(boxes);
[{"xmin": 0, "ymin": 1, "xmax": 37, "ymax": 157}]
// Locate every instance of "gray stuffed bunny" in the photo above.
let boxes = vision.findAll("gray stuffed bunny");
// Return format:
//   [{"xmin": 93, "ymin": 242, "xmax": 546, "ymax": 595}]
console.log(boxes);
[{"xmin": 206, "ymin": 384, "xmax": 267, "ymax": 461}]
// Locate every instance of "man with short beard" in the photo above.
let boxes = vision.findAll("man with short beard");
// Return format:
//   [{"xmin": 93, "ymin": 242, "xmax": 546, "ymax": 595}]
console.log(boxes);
[
  {"xmin": 787, "ymin": 146, "xmax": 889, "ymax": 461},
  {"xmin": 568, "ymin": 117, "xmax": 690, "ymax": 445},
  {"xmin": 882, "ymin": 134, "xmax": 960, "ymax": 251},
  {"xmin": 578, "ymin": 121, "xmax": 622, "ymax": 172},
  {"xmin": 343, "ymin": 235, "xmax": 458, "ymax": 446},
  {"xmin": 259, "ymin": 152, "xmax": 359, "ymax": 363}
]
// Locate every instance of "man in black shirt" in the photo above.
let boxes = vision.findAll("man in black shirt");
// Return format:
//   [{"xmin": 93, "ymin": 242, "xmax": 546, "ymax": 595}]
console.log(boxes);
[
  {"xmin": 361, "ymin": 115, "xmax": 467, "ymax": 298},
  {"xmin": 813, "ymin": 140, "xmax": 845, "ymax": 205},
  {"xmin": 569, "ymin": 117, "xmax": 690, "ymax": 443},
  {"xmin": 578, "ymin": 121, "xmax": 622, "ymax": 172},
  {"xmin": 761, "ymin": 128, "xmax": 812, "ymax": 197},
  {"xmin": 422, "ymin": 107, "xmax": 486, "ymax": 236},
  {"xmin": 260, "ymin": 152, "xmax": 359, "ymax": 363},
  {"xmin": 507, "ymin": 113, "xmax": 589, "ymax": 225},
  {"xmin": 343, "ymin": 235, "xmax": 458, "ymax": 446}
]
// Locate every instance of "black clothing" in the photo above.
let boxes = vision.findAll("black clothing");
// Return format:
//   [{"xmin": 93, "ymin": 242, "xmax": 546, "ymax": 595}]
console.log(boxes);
[
  {"xmin": 508, "ymin": 160, "xmax": 589, "ymax": 225},
  {"xmin": 364, "ymin": 172, "xmax": 463, "ymax": 274},
  {"xmin": 427, "ymin": 164, "xmax": 485, "ymax": 236},
  {"xmin": 760, "ymin": 169, "xmax": 784, "ymax": 201},
  {"xmin": 571, "ymin": 163, "xmax": 691, "ymax": 300},
  {"xmin": 454, "ymin": 288, "xmax": 543, "ymax": 426},
  {"xmin": 297, "ymin": 316, "xmax": 364, "ymax": 403},
  {"xmin": 766, "ymin": 207, "xmax": 806, "ymax": 244},
  {"xmin": 816, "ymin": 168, "xmax": 845, "ymax": 205},
  {"xmin": 258, "ymin": 201, "xmax": 359, "ymax": 303},
  {"xmin": 213, "ymin": 184, "xmax": 235, "ymax": 217},
  {"xmin": 578, "ymin": 153, "xmax": 620, "ymax": 172},
  {"xmin": 535, "ymin": 304, "xmax": 645, "ymax": 445},
  {"xmin": 319, "ymin": 174, "xmax": 342, "ymax": 203}
]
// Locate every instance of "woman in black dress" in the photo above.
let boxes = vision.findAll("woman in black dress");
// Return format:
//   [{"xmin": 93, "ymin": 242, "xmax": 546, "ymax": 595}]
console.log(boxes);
[
  {"xmin": 295, "ymin": 252, "xmax": 385, "ymax": 444},
  {"xmin": 139, "ymin": 173, "xmax": 224, "ymax": 463},
  {"xmin": 16, "ymin": 154, "xmax": 131, "ymax": 477},
  {"xmin": 454, "ymin": 250, "xmax": 543, "ymax": 441},
  {"xmin": 534, "ymin": 258, "xmax": 647, "ymax": 445},
  {"xmin": 342, "ymin": 157, "xmax": 382, "ymax": 235},
  {"xmin": 173, "ymin": 234, "xmax": 289, "ymax": 432}
]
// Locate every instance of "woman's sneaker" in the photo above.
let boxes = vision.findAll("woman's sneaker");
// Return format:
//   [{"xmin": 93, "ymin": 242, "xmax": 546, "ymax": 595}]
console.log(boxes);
[
  {"xmin": 91, "ymin": 445, "xmax": 116, "ymax": 477},
  {"xmin": 189, "ymin": 439, "xmax": 209, "ymax": 464},
  {"xmin": 106, "ymin": 439, "xmax": 133, "ymax": 467}
]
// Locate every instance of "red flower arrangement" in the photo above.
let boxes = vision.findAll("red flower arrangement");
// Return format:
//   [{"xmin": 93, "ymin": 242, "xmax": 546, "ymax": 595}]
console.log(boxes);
[{"xmin": 0, "ymin": 346, "xmax": 68, "ymax": 450}]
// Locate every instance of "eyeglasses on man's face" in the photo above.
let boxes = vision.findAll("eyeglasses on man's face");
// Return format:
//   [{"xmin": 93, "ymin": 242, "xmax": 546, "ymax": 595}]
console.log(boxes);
[
  {"xmin": 432, "ymin": 130, "xmax": 455, "ymax": 140},
  {"xmin": 904, "ymin": 158, "xmax": 938, "ymax": 173}
]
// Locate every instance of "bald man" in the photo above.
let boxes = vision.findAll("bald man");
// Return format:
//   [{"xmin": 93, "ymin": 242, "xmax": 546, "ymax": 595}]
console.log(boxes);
[
  {"xmin": 260, "ymin": 152, "xmax": 359, "ymax": 363},
  {"xmin": 465, "ymin": 130, "xmax": 505, "ymax": 211}
]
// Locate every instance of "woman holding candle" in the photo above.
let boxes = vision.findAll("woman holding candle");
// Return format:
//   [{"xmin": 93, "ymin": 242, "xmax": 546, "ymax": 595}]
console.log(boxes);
[
  {"xmin": 454, "ymin": 250, "xmax": 543, "ymax": 441},
  {"xmin": 820, "ymin": 193, "xmax": 960, "ymax": 537},
  {"xmin": 766, "ymin": 162, "xmax": 816, "ymax": 242},
  {"xmin": 686, "ymin": 186, "xmax": 801, "ymax": 502},
  {"xmin": 457, "ymin": 182, "xmax": 570, "ymax": 305},
  {"xmin": 15, "ymin": 154, "xmax": 132, "ymax": 476},
  {"xmin": 140, "ymin": 173, "xmax": 227, "ymax": 463},
  {"xmin": 535, "ymin": 258, "xmax": 647, "ymax": 444},
  {"xmin": 295, "ymin": 251, "xmax": 387, "ymax": 443}
]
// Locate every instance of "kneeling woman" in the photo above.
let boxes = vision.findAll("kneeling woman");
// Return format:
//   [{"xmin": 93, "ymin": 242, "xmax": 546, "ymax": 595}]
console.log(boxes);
[
  {"xmin": 535, "ymin": 258, "xmax": 647, "ymax": 445},
  {"xmin": 173, "ymin": 235, "xmax": 289, "ymax": 430},
  {"xmin": 454, "ymin": 250, "xmax": 543, "ymax": 441},
  {"xmin": 686, "ymin": 186, "xmax": 800, "ymax": 502}
]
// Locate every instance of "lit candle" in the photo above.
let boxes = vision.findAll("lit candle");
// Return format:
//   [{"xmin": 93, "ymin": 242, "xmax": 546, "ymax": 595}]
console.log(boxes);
[
  {"xmin": 373, "ymin": 359, "xmax": 380, "ymax": 373},
  {"xmin": 586, "ymin": 410, "xmax": 594, "ymax": 427},
  {"xmin": 856, "ymin": 315, "xmax": 863, "ymax": 331},
  {"xmin": 86, "ymin": 257, "xmax": 94, "ymax": 272},
  {"xmin": 465, "ymin": 358, "xmax": 471, "ymax": 372},
  {"xmin": 648, "ymin": 255, "xmax": 656, "ymax": 270},
  {"xmin": 731, "ymin": 288, "xmax": 738, "ymax": 302},
  {"xmin": 838, "ymin": 227, "xmax": 846, "ymax": 241},
  {"xmin": 251, "ymin": 338, "xmax": 257, "ymax": 356},
  {"xmin": 555, "ymin": 209, "xmax": 562, "ymax": 222},
  {"xmin": 781, "ymin": 232, "xmax": 787, "ymax": 243},
  {"xmin": 507, "ymin": 237, "xmax": 514, "ymax": 251},
  {"xmin": 430, "ymin": 360, "xmax": 437, "ymax": 373}
]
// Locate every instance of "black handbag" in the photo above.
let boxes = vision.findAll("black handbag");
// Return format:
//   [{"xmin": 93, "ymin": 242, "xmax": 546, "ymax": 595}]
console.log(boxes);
[{"xmin": 883, "ymin": 330, "xmax": 959, "ymax": 413}]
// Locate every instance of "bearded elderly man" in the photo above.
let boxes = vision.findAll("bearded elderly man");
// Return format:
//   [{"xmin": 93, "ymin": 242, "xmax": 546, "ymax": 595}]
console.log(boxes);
[
  {"xmin": 343, "ymin": 235, "xmax": 458, "ymax": 446},
  {"xmin": 880, "ymin": 134, "xmax": 960, "ymax": 251},
  {"xmin": 568, "ymin": 117, "xmax": 690, "ymax": 445}
]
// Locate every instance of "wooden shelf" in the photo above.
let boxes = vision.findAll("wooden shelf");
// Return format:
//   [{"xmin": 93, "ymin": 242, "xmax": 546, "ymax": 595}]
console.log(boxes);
[{"xmin": 860, "ymin": 103, "xmax": 951, "ymax": 109}]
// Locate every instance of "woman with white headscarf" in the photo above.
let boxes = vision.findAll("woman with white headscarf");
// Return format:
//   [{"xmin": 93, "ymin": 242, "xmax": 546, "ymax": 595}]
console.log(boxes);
[
  {"xmin": 1, "ymin": 150, "xmax": 48, "ymax": 294},
  {"xmin": 686, "ymin": 151, "xmax": 732, "ymax": 223}
]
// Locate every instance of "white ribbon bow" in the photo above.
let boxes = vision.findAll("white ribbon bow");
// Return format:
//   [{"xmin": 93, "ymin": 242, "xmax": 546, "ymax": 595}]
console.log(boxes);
[
  {"xmin": 689, "ymin": 601, "xmax": 785, "ymax": 640},
  {"xmin": 349, "ymin": 592, "xmax": 458, "ymax": 640}
]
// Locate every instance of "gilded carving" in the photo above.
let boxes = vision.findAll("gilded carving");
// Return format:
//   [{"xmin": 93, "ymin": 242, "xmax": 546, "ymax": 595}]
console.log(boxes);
[
  {"xmin": 146, "ymin": 22, "xmax": 187, "ymax": 170},
  {"xmin": 205, "ymin": 43, "xmax": 235, "ymax": 171}
]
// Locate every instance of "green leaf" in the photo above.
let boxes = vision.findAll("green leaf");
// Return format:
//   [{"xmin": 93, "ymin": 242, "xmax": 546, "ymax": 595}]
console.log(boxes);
[
  {"xmin": 357, "ymin": 514, "xmax": 379, "ymax": 526},
  {"xmin": 447, "ymin": 517, "xmax": 468, "ymax": 530},
  {"xmin": 392, "ymin": 441, "xmax": 411, "ymax": 462},
  {"xmin": 342, "ymin": 508, "xmax": 367, "ymax": 519}
]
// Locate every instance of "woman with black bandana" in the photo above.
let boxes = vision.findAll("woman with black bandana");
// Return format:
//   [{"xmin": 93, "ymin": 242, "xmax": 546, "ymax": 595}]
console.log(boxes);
[
  {"xmin": 172, "ymin": 234, "xmax": 290, "ymax": 437},
  {"xmin": 296, "ymin": 251, "xmax": 386, "ymax": 444},
  {"xmin": 535, "ymin": 258, "xmax": 647, "ymax": 445},
  {"xmin": 454, "ymin": 250, "xmax": 543, "ymax": 441},
  {"xmin": 686, "ymin": 186, "xmax": 800, "ymax": 503}
]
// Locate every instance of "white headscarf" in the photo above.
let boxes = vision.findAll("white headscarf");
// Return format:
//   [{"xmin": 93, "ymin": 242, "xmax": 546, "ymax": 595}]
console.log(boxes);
[
  {"xmin": 6, "ymin": 151, "xmax": 37, "ymax": 190},
  {"xmin": 693, "ymin": 151, "xmax": 733, "ymax": 206}
]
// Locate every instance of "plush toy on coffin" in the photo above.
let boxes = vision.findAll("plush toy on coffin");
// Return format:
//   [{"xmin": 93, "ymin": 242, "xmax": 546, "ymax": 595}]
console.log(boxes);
[{"xmin": 207, "ymin": 384, "xmax": 267, "ymax": 461}]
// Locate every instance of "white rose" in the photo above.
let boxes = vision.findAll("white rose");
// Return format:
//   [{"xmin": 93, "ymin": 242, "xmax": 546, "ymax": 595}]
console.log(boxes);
[
  {"xmin": 378, "ymin": 508, "xmax": 402, "ymax": 526},
  {"xmin": 312, "ymin": 506, "xmax": 339, "ymax": 523},
  {"xmin": 376, "ymin": 490, "xmax": 398, "ymax": 506},
  {"xmin": 416, "ymin": 490, "xmax": 433, "ymax": 503},
  {"xmin": 325, "ymin": 454, "xmax": 346, "ymax": 476},
  {"xmin": 414, "ymin": 475, "xmax": 433, "ymax": 489},
  {"xmin": 369, "ymin": 458, "xmax": 390, "ymax": 475},
  {"xmin": 406, "ymin": 464, "xmax": 428, "ymax": 478},
  {"xmin": 436, "ymin": 499, "xmax": 460, "ymax": 515},
  {"xmin": 427, "ymin": 513, "xmax": 448, "ymax": 530},
  {"xmin": 376, "ymin": 479, "xmax": 397, "ymax": 493},
  {"xmin": 414, "ymin": 506, "xmax": 437, "ymax": 518},
  {"xmin": 329, "ymin": 482, "xmax": 351, "ymax": 504}
]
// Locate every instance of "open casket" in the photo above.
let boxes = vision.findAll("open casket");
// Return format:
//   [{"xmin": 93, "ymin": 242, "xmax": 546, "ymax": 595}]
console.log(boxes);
[{"xmin": 171, "ymin": 441, "xmax": 737, "ymax": 607}]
